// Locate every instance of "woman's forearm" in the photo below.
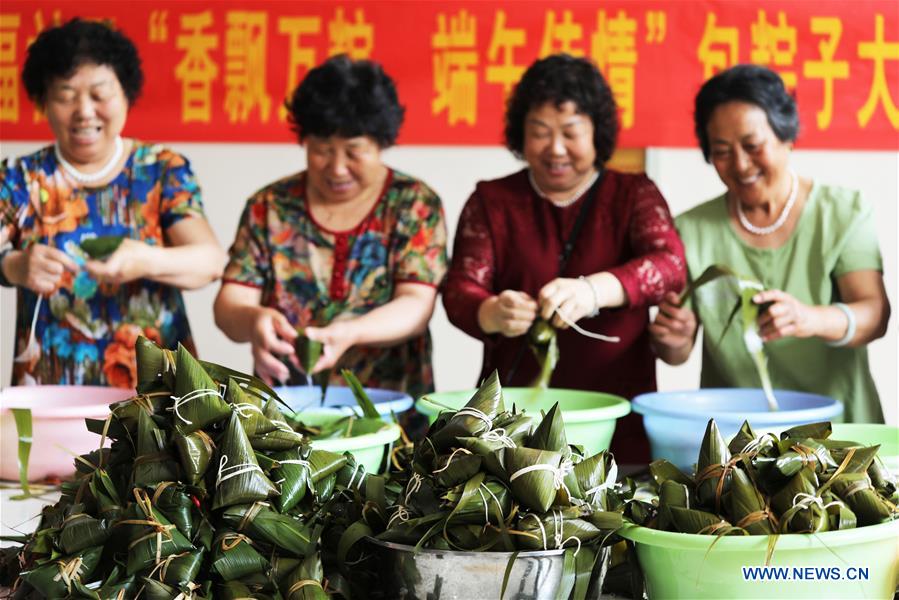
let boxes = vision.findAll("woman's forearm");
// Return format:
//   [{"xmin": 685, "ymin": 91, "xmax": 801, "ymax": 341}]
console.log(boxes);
[
  {"xmin": 143, "ymin": 242, "xmax": 225, "ymax": 289},
  {"xmin": 347, "ymin": 287, "xmax": 437, "ymax": 347}
]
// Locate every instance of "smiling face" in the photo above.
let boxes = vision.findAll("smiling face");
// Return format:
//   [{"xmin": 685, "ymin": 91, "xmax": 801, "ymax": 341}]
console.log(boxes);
[
  {"xmin": 44, "ymin": 62, "xmax": 129, "ymax": 170},
  {"xmin": 304, "ymin": 135, "xmax": 386, "ymax": 204},
  {"xmin": 522, "ymin": 101, "xmax": 597, "ymax": 199},
  {"xmin": 706, "ymin": 101, "xmax": 793, "ymax": 207}
]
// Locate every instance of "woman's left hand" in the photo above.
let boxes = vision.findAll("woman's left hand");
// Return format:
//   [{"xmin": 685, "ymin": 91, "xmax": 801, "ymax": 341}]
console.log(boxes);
[
  {"xmin": 537, "ymin": 277, "xmax": 597, "ymax": 329},
  {"xmin": 305, "ymin": 321, "xmax": 357, "ymax": 373},
  {"xmin": 754, "ymin": 289, "xmax": 818, "ymax": 342},
  {"xmin": 84, "ymin": 238, "xmax": 149, "ymax": 284}
]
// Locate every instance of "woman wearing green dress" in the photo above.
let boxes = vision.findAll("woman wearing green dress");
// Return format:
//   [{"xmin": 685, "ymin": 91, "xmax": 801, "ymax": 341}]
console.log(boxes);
[{"xmin": 650, "ymin": 64, "xmax": 890, "ymax": 422}]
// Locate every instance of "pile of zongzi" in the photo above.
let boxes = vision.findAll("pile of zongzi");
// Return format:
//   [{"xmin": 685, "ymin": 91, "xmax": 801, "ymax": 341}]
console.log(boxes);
[
  {"xmin": 327, "ymin": 370, "xmax": 627, "ymax": 598},
  {"xmin": 0, "ymin": 336, "xmax": 394, "ymax": 599},
  {"xmin": 626, "ymin": 419, "xmax": 898, "ymax": 536}
]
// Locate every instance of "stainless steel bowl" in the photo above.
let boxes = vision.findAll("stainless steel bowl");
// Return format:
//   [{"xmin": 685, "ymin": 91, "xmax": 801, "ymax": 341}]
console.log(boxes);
[{"xmin": 367, "ymin": 538, "xmax": 566, "ymax": 600}]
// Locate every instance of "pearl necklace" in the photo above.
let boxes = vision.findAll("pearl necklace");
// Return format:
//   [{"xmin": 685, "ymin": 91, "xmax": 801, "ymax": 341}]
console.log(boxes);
[
  {"xmin": 54, "ymin": 136, "xmax": 124, "ymax": 185},
  {"xmin": 735, "ymin": 170, "xmax": 798, "ymax": 236},
  {"xmin": 528, "ymin": 169, "xmax": 600, "ymax": 208}
]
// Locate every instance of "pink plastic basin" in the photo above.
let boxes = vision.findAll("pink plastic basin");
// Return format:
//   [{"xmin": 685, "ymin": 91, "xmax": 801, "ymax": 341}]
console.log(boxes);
[{"xmin": 0, "ymin": 386, "xmax": 132, "ymax": 481}]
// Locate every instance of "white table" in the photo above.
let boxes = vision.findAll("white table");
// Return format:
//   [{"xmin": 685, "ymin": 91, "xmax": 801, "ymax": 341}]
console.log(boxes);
[{"xmin": 0, "ymin": 486, "xmax": 61, "ymax": 548}]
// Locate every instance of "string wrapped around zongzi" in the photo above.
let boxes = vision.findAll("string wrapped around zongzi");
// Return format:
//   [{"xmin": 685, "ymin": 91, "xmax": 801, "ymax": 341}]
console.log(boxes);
[
  {"xmin": 171, "ymin": 344, "xmax": 232, "ymax": 435},
  {"xmin": 213, "ymin": 412, "xmax": 279, "ymax": 510}
]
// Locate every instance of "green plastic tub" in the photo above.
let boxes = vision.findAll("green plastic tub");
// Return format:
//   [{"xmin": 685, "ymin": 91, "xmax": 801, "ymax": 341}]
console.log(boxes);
[
  {"xmin": 300, "ymin": 412, "xmax": 400, "ymax": 473},
  {"xmin": 618, "ymin": 519, "xmax": 899, "ymax": 599},
  {"xmin": 831, "ymin": 423, "xmax": 899, "ymax": 473},
  {"xmin": 417, "ymin": 388, "xmax": 630, "ymax": 455}
]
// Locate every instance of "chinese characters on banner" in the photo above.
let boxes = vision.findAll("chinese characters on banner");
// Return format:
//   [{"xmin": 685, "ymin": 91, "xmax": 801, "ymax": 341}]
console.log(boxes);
[{"xmin": 0, "ymin": 1, "xmax": 896, "ymax": 149}]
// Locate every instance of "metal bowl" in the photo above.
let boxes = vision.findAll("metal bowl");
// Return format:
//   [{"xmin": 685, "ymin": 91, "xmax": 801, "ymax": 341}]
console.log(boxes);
[{"xmin": 367, "ymin": 538, "xmax": 566, "ymax": 600}]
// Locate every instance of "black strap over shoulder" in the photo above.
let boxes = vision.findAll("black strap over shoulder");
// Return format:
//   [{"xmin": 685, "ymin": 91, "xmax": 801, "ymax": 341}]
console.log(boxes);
[
  {"xmin": 504, "ymin": 169, "xmax": 605, "ymax": 383},
  {"xmin": 557, "ymin": 170, "xmax": 604, "ymax": 275}
]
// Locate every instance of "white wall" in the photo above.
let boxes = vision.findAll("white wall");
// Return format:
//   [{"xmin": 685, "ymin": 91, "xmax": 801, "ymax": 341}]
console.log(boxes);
[{"xmin": 1, "ymin": 141, "xmax": 896, "ymax": 424}]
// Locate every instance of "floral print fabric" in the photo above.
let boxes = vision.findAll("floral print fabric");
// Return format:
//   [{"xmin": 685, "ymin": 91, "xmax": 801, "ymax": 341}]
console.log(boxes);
[
  {"xmin": 0, "ymin": 142, "xmax": 204, "ymax": 387},
  {"xmin": 223, "ymin": 169, "xmax": 448, "ymax": 398}
]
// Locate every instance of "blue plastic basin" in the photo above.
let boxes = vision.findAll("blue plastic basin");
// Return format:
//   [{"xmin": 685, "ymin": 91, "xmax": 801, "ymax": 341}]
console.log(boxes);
[
  {"xmin": 274, "ymin": 385, "xmax": 413, "ymax": 418},
  {"xmin": 631, "ymin": 389, "xmax": 844, "ymax": 473}
]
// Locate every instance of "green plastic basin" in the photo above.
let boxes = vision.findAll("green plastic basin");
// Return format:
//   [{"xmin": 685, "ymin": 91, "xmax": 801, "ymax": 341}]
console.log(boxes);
[
  {"xmin": 830, "ymin": 423, "xmax": 899, "ymax": 473},
  {"xmin": 618, "ymin": 520, "xmax": 899, "ymax": 599},
  {"xmin": 300, "ymin": 411, "xmax": 400, "ymax": 473},
  {"xmin": 416, "ymin": 388, "xmax": 630, "ymax": 455}
]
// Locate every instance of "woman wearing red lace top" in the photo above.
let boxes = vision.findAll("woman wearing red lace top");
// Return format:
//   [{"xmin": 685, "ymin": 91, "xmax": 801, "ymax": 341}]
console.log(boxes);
[{"xmin": 442, "ymin": 54, "xmax": 686, "ymax": 463}]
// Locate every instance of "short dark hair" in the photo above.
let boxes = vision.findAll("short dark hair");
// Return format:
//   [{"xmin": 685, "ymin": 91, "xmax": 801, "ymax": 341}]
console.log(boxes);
[
  {"xmin": 694, "ymin": 64, "xmax": 799, "ymax": 162},
  {"xmin": 22, "ymin": 18, "xmax": 143, "ymax": 107},
  {"xmin": 286, "ymin": 54, "xmax": 405, "ymax": 147},
  {"xmin": 504, "ymin": 54, "xmax": 618, "ymax": 166}
]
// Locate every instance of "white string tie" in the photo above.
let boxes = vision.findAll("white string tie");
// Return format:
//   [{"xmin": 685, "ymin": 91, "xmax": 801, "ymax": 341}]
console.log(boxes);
[
  {"xmin": 346, "ymin": 461, "xmax": 364, "ymax": 491},
  {"xmin": 455, "ymin": 407, "xmax": 494, "ymax": 430},
  {"xmin": 583, "ymin": 462, "xmax": 618, "ymax": 505},
  {"xmin": 270, "ymin": 418, "xmax": 294, "ymax": 433},
  {"xmin": 792, "ymin": 492, "xmax": 844, "ymax": 511},
  {"xmin": 387, "ymin": 505, "xmax": 410, "ymax": 529},
  {"xmin": 522, "ymin": 513, "xmax": 548, "ymax": 551},
  {"xmin": 233, "ymin": 402, "xmax": 265, "ymax": 419},
  {"xmin": 480, "ymin": 428, "xmax": 517, "ymax": 448},
  {"xmin": 404, "ymin": 472, "xmax": 424, "ymax": 505},
  {"xmin": 550, "ymin": 300, "xmax": 620, "ymax": 343},
  {"xmin": 740, "ymin": 433, "xmax": 776, "ymax": 456},
  {"xmin": 480, "ymin": 482, "xmax": 504, "ymax": 523},
  {"xmin": 551, "ymin": 510, "xmax": 582, "ymax": 556},
  {"xmin": 432, "ymin": 448, "xmax": 473, "ymax": 474},
  {"xmin": 509, "ymin": 458, "xmax": 573, "ymax": 493},
  {"xmin": 477, "ymin": 486, "xmax": 490, "ymax": 525},
  {"xmin": 216, "ymin": 454, "xmax": 263, "ymax": 488},
  {"xmin": 168, "ymin": 388, "xmax": 223, "ymax": 425}
]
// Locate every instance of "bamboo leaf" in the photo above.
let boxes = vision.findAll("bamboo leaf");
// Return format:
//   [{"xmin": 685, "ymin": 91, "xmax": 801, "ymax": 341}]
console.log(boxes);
[{"xmin": 341, "ymin": 369, "xmax": 380, "ymax": 419}]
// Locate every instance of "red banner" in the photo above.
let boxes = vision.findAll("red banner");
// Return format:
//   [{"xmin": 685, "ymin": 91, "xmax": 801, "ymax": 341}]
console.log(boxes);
[{"xmin": 0, "ymin": 1, "xmax": 896, "ymax": 149}]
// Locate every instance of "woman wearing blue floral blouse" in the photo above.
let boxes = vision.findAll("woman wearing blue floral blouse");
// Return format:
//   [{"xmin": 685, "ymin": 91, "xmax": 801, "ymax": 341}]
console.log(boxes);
[{"xmin": 0, "ymin": 19, "xmax": 224, "ymax": 387}]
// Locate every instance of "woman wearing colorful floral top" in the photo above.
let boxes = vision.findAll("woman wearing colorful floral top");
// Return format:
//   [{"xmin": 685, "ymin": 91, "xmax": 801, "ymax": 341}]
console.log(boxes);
[
  {"xmin": 215, "ymin": 56, "xmax": 448, "ymax": 398},
  {"xmin": 0, "ymin": 19, "xmax": 224, "ymax": 387}
]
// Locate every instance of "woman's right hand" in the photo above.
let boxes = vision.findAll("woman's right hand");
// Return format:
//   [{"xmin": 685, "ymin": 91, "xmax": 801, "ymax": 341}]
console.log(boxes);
[
  {"xmin": 648, "ymin": 291, "xmax": 698, "ymax": 364},
  {"xmin": 5, "ymin": 244, "xmax": 79, "ymax": 294},
  {"xmin": 249, "ymin": 307, "xmax": 298, "ymax": 385},
  {"xmin": 477, "ymin": 290, "xmax": 538, "ymax": 337}
]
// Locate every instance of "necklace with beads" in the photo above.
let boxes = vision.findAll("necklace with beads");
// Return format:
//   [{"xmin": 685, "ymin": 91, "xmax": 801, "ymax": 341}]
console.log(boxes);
[
  {"xmin": 54, "ymin": 136, "xmax": 124, "ymax": 185},
  {"xmin": 734, "ymin": 170, "xmax": 798, "ymax": 236},
  {"xmin": 528, "ymin": 169, "xmax": 600, "ymax": 208}
]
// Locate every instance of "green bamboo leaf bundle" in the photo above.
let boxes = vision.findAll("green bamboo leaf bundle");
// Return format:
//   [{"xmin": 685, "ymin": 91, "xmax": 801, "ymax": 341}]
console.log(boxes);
[
  {"xmin": 632, "ymin": 418, "xmax": 898, "ymax": 541},
  {"xmin": 695, "ymin": 419, "xmax": 732, "ymax": 511},
  {"xmin": 431, "ymin": 370, "xmax": 504, "ymax": 449},
  {"xmin": 172, "ymin": 344, "xmax": 232, "ymax": 435},
  {"xmin": 136, "ymin": 335, "xmax": 176, "ymax": 393},
  {"xmin": 283, "ymin": 554, "xmax": 328, "ymax": 600},
  {"xmin": 516, "ymin": 508, "xmax": 602, "ymax": 551},
  {"xmin": 211, "ymin": 530, "xmax": 270, "ymax": 581},
  {"xmin": 296, "ymin": 332, "xmax": 323, "ymax": 378},
  {"xmin": 19, "ymin": 545, "xmax": 104, "ymax": 598},
  {"xmin": 527, "ymin": 318, "xmax": 559, "ymax": 389},
  {"xmin": 80, "ymin": 234, "xmax": 124, "ymax": 259},
  {"xmin": 226, "ymin": 377, "xmax": 278, "ymax": 437},
  {"xmin": 121, "ymin": 489, "xmax": 195, "ymax": 575},
  {"xmin": 220, "ymin": 503, "xmax": 316, "ymax": 557},
  {"xmin": 134, "ymin": 409, "xmax": 180, "ymax": 486},
  {"xmin": 213, "ymin": 413, "xmax": 279, "ymax": 510},
  {"xmin": 58, "ymin": 506, "xmax": 109, "ymax": 555},
  {"xmin": 173, "ymin": 429, "xmax": 215, "ymax": 486},
  {"xmin": 505, "ymin": 447, "xmax": 565, "ymax": 513},
  {"xmin": 680, "ymin": 265, "xmax": 779, "ymax": 410}
]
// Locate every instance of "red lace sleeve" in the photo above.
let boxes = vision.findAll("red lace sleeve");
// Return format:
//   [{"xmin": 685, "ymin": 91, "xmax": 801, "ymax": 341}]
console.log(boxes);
[
  {"xmin": 606, "ymin": 177, "xmax": 686, "ymax": 307},
  {"xmin": 441, "ymin": 191, "xmax": 496, "ymax": 340}
]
